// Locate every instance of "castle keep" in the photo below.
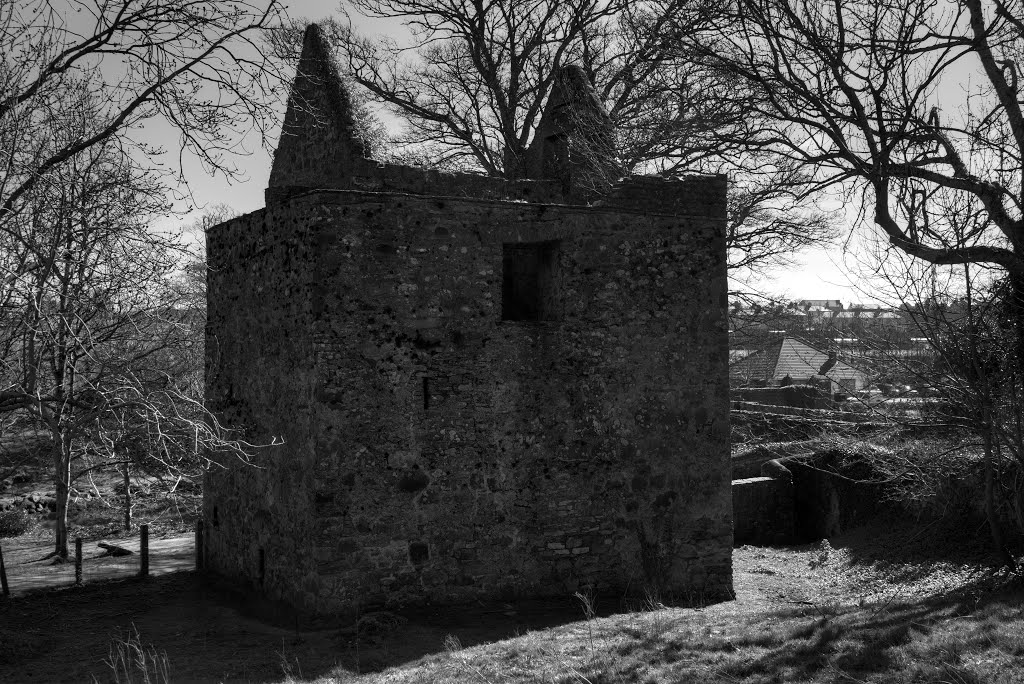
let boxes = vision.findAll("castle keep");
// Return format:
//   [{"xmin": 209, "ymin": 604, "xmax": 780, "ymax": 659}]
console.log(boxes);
[{"xmin": 203, "ymin": 25, "xmax": 733, "ymax": 615}]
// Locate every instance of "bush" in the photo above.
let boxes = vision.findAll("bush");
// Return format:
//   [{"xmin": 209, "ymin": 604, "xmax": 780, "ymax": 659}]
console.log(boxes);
[{"xmin": 0, "ymin": 509, "xmax": 29, "ymax": 538}]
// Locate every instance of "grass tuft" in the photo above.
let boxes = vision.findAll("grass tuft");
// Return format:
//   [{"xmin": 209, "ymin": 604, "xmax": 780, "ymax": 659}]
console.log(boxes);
[{"xmin": 103, "ymin": 625, "xmax": 170, "ymax": 684}]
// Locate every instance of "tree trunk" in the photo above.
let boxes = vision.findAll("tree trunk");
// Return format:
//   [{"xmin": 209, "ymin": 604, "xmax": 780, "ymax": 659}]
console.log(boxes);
[
  {"xmin": 1014, "ymin": 476, "xmax": 1024, "ymax": 535},
  {"xmin": 983, "ymin": 430, "xmax": 1017, "ymax": 571},
  {"xmin": 53, "ymin": 440, "xmax": 71, "ymax": 560},
  {"xmin": 122, "ymin": 461, "xmax": 132, "ymax": 533}
]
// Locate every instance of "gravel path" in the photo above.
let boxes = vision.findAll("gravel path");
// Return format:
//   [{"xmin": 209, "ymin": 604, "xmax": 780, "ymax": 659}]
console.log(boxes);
[{"xmin": 0, "ymin": 533, "xmax": 194, "ymax": 595}]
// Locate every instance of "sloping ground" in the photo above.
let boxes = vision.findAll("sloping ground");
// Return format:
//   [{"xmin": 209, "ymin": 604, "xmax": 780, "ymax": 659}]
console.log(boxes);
[{"xmin": 0, "ymin": 520, "xmax": 1021, "ymax": 683}]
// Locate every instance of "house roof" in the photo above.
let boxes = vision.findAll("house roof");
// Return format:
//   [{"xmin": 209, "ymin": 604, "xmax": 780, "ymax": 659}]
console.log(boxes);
[
  {"xmin": 729, "ymin": 337, "xmax": 865, "ymax": 383},
  {"xmin": 799, "ymin": 299, "xmax": 844, "ymax": 309}
]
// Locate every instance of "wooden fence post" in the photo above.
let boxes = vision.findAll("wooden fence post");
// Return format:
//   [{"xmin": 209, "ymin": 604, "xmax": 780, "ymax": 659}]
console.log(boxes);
[
  {"xmin": 139, "ymin": 524, "xmax": 149, "ymax": 578},
  {"xmin": 0, "ymin": 543, "xmax": 9, "ymax": 597},
  {"xmin": 195, "ymin": 519, "xmax": 204, "ymax": 572},
  {"xmin": 74, "ymin": 537, "xmax": 82, "ymax": 586}
]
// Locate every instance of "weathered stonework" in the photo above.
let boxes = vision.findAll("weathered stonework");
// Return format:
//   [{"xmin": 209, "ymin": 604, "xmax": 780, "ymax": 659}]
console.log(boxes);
[
  {"xmin": 204, "ymin": 24, "xmax": 733, "ymax": 616},
  {"xmin": 732, "ymin": 476, "xmax": 794, "ymax": 546}
]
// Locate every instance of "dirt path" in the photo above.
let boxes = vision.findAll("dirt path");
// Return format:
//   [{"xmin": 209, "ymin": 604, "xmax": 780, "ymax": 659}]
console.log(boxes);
[{"xmin": 0, "ymin": 532, "xmax": 193, "ymax": 595}]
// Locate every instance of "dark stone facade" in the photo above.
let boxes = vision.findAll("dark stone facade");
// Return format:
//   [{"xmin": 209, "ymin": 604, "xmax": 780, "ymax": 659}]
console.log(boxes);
[{"xmin": 203, "ymin": 24, "xmax": 733, "ymax": 616}]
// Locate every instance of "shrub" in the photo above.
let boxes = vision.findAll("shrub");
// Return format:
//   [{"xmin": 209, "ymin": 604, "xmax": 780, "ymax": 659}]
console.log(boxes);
[{"xmin": 0, "ymin": 509, "xmax": 29, "ymax": 538}]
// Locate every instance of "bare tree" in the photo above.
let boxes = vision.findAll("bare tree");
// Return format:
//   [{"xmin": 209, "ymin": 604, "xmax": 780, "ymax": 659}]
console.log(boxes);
[
  {"xmin": 691, "ymin": 3, "xmax": 1024, "ymax": 565},
  {"xmin": 326, "ymin": 0, "xmax": 635, "ymax": 177},
  {"xmin": 0, "ymin": 129, "xmax": 261, "ymax": 558},
  {"xmin": 269, "ymin": 4, "xmax": 837, "ymax": 281},
  {"xmin": 107, "ymin": 204, "xmax": 239, "ymax": 533},
  {"xmin": 320, "ymin": 0, "xmax": 759, "ymax": 177},
  {"xmin": 695, "ymin": 0, "xmax": 1024, "ymax": 282},
  {"xmin": 884, "ymin": 262, "xmax": 1023, "ymax": 567},
  {"xmin": 0, "ymin": 0, "xmax": 285, "ymax": 226},
  {"xmin": 0, "ymin": 0, "xmax": 286, "ymax": 558}
]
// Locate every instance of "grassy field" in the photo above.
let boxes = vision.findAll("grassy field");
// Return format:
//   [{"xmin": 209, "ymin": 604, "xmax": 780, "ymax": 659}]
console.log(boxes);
[{"xmin": 1, "ymin": 519, "xmax": 1022, "ymax": 683}]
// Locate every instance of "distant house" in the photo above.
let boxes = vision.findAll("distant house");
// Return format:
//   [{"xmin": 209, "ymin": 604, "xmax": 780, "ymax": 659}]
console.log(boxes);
[
  {"xmin": 798, "ymin": 299, "xmax": 844, "ymax": 312},
  {"xmin": 729, "ymin": 337, "xmax": 867, "ymax": 392}
]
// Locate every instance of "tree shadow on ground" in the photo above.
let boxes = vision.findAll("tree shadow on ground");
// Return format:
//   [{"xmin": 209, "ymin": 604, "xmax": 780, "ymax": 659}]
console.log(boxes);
[
  {"xmin": 832, "ymin": 516, "xmax": 1021, "ymax": 571},
  {"xmin": 0, "ymin": 572, "xmax": 609, "ymax": 682},
  {"xmin": 584, "ymin": 579, "xmax": 1024, "ymax": 684},
  {"xmin": 1, "ymin": 560, "xmax": 1021, "ymax": 683}
]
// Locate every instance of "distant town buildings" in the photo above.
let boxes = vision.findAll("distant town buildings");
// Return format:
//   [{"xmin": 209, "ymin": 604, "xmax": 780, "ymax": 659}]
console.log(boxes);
[
  {"xmin": 729, "ymin": 337, "xmax": 867, "ymax": 392},
  {"xmin": 729, "ymin": 297, "xmax": 936, "ymax": 393},
  {"xmin": 730, "ymin": 298, "xmax": 921, "ymax": 350}
]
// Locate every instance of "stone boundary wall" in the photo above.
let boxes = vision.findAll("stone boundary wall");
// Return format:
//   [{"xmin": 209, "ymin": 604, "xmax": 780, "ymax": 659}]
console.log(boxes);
[
  {"xmin": 733, "ymin": 385, "xmax": 828, "ymax": 409},
  {"xmin": 731, "ymin": 402, "xmax": 876, "ymax": 422},
  {"xmin": 732, "ymin": 476, "xmax": 794, "ymax": 546}
]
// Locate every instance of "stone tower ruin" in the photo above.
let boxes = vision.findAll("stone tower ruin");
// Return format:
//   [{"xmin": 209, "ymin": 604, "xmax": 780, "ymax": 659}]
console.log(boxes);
[{"xmin": 203, "ymin": 24, "xmax": 733, "ymax": 616}]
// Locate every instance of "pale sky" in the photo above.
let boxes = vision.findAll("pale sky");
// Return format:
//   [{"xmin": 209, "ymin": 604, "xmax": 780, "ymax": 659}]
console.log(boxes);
[{"xmin": 151, "ymin": 0, "xmax": 879, "ymax": 305}]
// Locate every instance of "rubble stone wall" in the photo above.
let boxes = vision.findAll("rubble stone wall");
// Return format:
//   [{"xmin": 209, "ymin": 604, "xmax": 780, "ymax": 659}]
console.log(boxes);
[
  {"xmin": 205, "ymin": 179, "xmax": 734, "ymax": 615},
  {"xmin": 732, "ymin": 476, "xmax": 794, "ymax": 546},
  {"xmin": 203, "ymin": 207, "xmax": 320, "ymax": 599}
]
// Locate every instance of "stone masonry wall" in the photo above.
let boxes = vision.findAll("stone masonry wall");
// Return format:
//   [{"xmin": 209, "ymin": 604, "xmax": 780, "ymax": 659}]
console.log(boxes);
[
  {"xmin": 204, "ymin": 207, "xmax": 320, "ymax": 599},
  {"xmin": 205, "ymin": 178, "xmax": 733, "ymax": 615},
  {"xmin": 732, "ymin": 476, "xmax": 794, "ymax": 546}
]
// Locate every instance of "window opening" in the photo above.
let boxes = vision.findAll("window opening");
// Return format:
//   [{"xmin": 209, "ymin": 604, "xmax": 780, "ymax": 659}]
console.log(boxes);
[{"xmin": 502, "ymin": 240, "xmax": 561, "ymax": 321}]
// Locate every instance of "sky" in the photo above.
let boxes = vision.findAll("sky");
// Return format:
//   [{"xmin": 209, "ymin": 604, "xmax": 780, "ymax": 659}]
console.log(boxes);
[{"xmin": 150, "ymin": 0, "xmax": 875, "ymax": 305}]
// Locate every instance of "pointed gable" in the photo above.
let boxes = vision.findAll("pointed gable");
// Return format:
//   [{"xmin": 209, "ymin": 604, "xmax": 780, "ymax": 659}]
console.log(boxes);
[
  {"xmin": 525, "ymin": 65, "xmax": 619, "ymax": 192},
  {"xmin": 267, "ymin": 23, "xmax": 370, "ymax": 201}
]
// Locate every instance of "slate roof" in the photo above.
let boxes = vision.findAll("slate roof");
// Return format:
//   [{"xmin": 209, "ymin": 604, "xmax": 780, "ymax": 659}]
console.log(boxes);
[{"xmin": 730, "ymin": 337, "xmax": 865, "ymax": 385}]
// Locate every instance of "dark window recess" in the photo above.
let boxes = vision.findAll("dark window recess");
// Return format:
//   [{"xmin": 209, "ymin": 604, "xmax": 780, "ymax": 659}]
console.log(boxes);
[
  {"xmin": 212, "ymin": 506, "xmax": 219, "ymax": 528},
  {"xmin": 409, "ymin": 542, "xmax": 430, "ymax": 565},
  {"xmin": 502, "ymin": 240, "xmax": 561, "ymax": 321},
  {"xmin": 423, "ymin": 377, "xmax": 430, "ymax": 410},
  {"xmin": 258, "ymin": 548, "xmax": 266, "ymax": 585}
]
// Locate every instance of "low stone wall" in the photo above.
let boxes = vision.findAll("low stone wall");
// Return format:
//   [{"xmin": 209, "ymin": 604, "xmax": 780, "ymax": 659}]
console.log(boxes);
[
  {"xmin": 788, "ymin": 458, "xmax": 884, "ymax": 541},
  {"xmin": 733, "ymin": 385, "xmax": 827, "ymax": 409},
  {"xmin": 730, "ymin": 402, "xmax": 874, "ymax": 422},
  {"xmin": 732, "ymin": 476, "xmax": 794, "ymax": 546}
]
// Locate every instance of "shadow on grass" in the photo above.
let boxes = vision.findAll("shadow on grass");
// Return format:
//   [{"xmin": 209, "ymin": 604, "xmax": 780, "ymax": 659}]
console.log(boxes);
[
  {"xmin": 833, "ymin": 516, "xmax": 1016, "ymax": 568},
  {"xmin": 1, "ymin": 560, "xmax": 1021, "ymax": 683},
  {"xmin": 578, "ymin": 577, "xmax": 1024, "ymax": 684},
  {"xmin": 0, "ymin": 572, "xmax": 614, "ymax": 682}
]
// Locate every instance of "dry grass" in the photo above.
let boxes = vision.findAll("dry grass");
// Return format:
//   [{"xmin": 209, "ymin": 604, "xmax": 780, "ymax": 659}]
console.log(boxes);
[
  {"xmin": 5, "ymin": 426, "xmax": 1024, "ymax": 683},
  {"xmin": 103, "ymin": 625, "xmax": 171, "ymax": 684},
  {"xmin": 264, "ymin": 526, "xmax": 1024, "ymax": 684},
  {"xmin": 345, "ymin": 586, "xmax": 1024, "ymax": 684},
  {"xmin": 1, "ymin": 526, "xmax": 1022, "ymax": 683}
]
